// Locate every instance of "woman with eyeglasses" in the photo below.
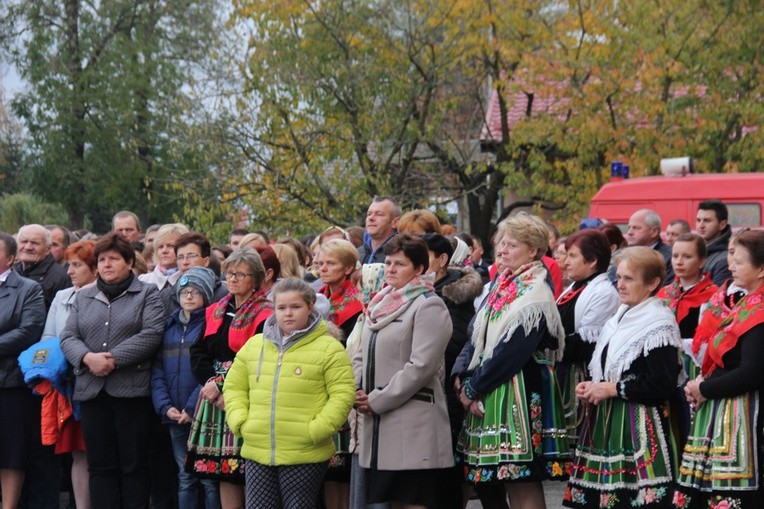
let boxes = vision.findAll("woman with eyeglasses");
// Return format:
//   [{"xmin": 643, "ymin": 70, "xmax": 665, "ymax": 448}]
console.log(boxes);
[{"xmin": 188, "ymin": 248, "xmax": 273, "ymax": 509}]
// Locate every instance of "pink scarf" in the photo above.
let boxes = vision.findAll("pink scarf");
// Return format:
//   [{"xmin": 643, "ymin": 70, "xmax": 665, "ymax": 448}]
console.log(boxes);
[{"xmin": 366, "ymin": 275, "xmax": 434, "ymax": 325}]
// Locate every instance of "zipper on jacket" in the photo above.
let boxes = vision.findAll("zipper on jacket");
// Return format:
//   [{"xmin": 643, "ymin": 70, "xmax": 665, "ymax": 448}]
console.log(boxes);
[
  {"xmin": 364, "ymin": 330, "xmax": 381, "ymax": 469},
  {"xmin": 175, "ymin": 324, "xmax": 187, "ymax": 409},
  {"xmin": 270, "ymin": 348, "xmax": 285, "ymax": 466},
  {"xmin": 364, "ymin": 331, "xmax": 378, "ymax": 394}
]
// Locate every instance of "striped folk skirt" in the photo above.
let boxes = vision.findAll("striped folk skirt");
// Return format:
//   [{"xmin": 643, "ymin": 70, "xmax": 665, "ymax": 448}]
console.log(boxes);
[
  {"xmin": 557, "ymin": 359, "xmax": 588, "ymax": 445},
  {"xmin": 456, "ymin": 356, "xmax": 571, "ymax": 484},
  {"xmin": 673, "ymin": 391, "xmax": 762, "ymax": 508},
  {"xmin": 563, "ymin": 399, "xmax": 676, "ymax": 508},
  {"xmin": 186, "ymin": 360, "xmax": 245, "ymax": 484}
]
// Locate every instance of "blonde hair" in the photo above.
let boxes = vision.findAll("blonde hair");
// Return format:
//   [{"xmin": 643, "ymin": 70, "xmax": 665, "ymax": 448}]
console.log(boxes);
[
  {"xmin": 496, "ymin": 212, "xmax": 549, "ymax": 260},
  {"xmin": 317, "ymin": 239, "xmax": 358, "ymax": 272},
  {"xmin": 153, "ymin": 223, "xmax": 189, "ymax": 249},
  {"xmin": 238, "ymin": 232, "xmax": 267, "ymax": 250},
  {"xmin": 614, "ymin": 246, "xmax": 666, "ymax": 293},
  {"xmin": 272, "ymin": 243, "xmax": 304, "ymax": 278}
]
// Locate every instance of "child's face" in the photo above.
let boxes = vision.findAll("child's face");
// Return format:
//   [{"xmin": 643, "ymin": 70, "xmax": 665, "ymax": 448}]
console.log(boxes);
[
  {"xmin": 275, "ymin": 290, "xmax": 313, "ymax": 336},
  {"xmin": 179, "ymin": 286, "xmax": 205, "ymax": 313}
]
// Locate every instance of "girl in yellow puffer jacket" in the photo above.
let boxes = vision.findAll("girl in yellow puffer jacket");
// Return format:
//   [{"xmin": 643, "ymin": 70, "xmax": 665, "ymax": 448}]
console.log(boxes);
[{"xmin": 223, "ymin": 277, "xmax": 356, "ymax": 509}]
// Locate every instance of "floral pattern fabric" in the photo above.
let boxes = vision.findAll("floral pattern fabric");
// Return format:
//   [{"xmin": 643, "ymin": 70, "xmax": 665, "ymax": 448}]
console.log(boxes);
[{"xmin": 186, "ymin": 360, "xmax": 244, "ymax": 483}]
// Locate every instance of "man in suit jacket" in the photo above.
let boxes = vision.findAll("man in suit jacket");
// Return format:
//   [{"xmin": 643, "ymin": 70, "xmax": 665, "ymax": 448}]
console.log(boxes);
[
  {"xmin": 626, "ymin": 209, "xmax": 675, "ymax": 284},
  {"xmin": 0, "ymin": 232, "xmax": 46, "ymax": 509}
]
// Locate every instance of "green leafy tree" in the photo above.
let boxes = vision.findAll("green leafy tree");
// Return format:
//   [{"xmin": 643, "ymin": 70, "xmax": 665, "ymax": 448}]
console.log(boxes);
[
  {"xmin": 2, "ymin": 0, "xmax": 223, "ymax": 231},
  {"xmin": 0, "ymin": 193, "xmax": 68, "ymax": 232}
]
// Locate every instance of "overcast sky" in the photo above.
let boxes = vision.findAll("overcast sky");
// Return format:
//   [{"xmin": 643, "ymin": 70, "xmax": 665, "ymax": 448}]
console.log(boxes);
[{"xmin": 1, "ymin": 61, "xmax": 24, "ymax": 98}]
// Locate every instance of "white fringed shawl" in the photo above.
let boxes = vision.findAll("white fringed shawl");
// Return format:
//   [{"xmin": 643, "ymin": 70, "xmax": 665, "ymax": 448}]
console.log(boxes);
[
  {"xmin": 589, "ymin": 297, "xmax": 681, "ymax": 383},
  {"xmin": 557, "ymin": 273, "xmax": 620, "ymax": 344},
  {"xmin": 468, "ymin": 262, "xmax": 564, "ymax": 370}
]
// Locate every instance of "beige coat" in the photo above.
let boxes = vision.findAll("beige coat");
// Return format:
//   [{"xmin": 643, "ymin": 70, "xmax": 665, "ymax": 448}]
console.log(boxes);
[{"xmin": 352, "ymin": 292, "xmax": 454, "ymax": 471}]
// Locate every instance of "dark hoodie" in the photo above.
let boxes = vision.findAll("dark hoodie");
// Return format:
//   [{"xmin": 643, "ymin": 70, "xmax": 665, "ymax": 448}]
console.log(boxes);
[{"xmin": 703, "ymin": 226, "xmax": 732, "ymax": 286}]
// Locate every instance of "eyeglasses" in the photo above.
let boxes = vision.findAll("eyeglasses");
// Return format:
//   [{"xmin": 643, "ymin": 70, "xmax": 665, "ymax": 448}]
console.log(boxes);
[
  {"xmin": 179, "ymin": 289, "xmax": 202, "ymax": 298},
  {"xmin": 226, "ymin": 272, "xmax": 253, "ymax": 281},
  {"xmin": 176, "ymin": 253, "xmax": 202, "ymax": 262}
]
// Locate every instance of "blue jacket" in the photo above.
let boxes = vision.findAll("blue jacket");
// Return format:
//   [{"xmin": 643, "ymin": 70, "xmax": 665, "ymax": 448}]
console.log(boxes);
[
  {"xmin": 151, "ymin": 307, "xmax": 204, "ymax": 423},
  {"xmin": 18, "ymin": 337, "xmax": 70, "ymax": 395}
]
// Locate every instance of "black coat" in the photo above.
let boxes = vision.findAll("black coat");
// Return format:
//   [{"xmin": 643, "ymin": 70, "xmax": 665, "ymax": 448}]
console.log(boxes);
[{"xmin": 14, "ymin": 254, "xmax": 71, "ymax": 311}]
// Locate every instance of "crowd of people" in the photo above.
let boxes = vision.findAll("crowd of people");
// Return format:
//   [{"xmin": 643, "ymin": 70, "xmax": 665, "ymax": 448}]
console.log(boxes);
[{"xmin": 0, "ymin": 196, "xmax": 761, "ymax": 509}]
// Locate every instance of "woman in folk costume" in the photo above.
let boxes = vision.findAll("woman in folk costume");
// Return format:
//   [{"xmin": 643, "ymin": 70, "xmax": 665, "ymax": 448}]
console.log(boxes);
[
  {"xmin": 674, "ymin": 230, "xmax": 764, "ymax": 508},
  {"xmin": 657, "ymin": 233, "xmax": 717, "ymax": 381},
  {"xmin": 563, "ymin": 247, "xmax": 682, "ymax": 509},
  {"xmin": 315, "ymin": 239, "xmax": 363, "ymax": 509},
  {"xmin": 686, "ymin": 231, "xmax": 748, "ymax": 376},
  {"xmin": 655, "ymin": 233, "xmax": 717, "ymax": 447},
  {"xmin": 188, "ymin": 248, "xmax": 273, "ymax": 509},
  {"xmin": 317, "ymin": 239, "xmax": 364, "ymax": 341},
  {"xmin": 555, "ymin": 229, "xmax": 619, "ymax": 445},
  {"xmin": 455, "ymin": 212, "xmax": 569, "ymax": 509}
]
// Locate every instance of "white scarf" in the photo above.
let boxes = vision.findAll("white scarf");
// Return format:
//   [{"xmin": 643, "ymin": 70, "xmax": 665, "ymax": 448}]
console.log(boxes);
[
  {"xmin": 557, "ymin": 273, "xmax": 620, "ymax": 344},
  {"xmin": 589, "ymin": 297, "xmax": 680, "ymax": 383},
  {"xmin": 468, "ymin": 262, "xmax": 564, "ymax": 370}
]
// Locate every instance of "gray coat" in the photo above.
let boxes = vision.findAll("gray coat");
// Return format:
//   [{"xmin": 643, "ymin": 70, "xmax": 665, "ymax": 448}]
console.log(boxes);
[
  {"xmin": 60, "ymin": 277, "xmax": 164, "ymax": 401},
  {"xmin": 0, "ymin": 271, "xmax": 46, "ymax": 388},
  {"xmin": 352, "ymin": 291, "xmax": 454, "ymax": 471}
]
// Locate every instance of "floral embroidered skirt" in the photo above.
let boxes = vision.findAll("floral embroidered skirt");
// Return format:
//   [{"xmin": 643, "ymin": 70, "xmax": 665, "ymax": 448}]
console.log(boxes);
[
  {"xmin": 563, "ymin": 399, "xmax": 676, "ymax": 508},
  {"xmin": 557, "ymin": 359, "xmax": 588, "ymax": 445},
  {"xmin": 673, "ymin": 391, "xmax": 762, "ymax": 509},
  {"xmin": 456, "ymin": 359, "xmax": 571, "ymax": 484},
  {"xmin": 186, "ymin": 360, "xmax": 244, "ymax": 484}
]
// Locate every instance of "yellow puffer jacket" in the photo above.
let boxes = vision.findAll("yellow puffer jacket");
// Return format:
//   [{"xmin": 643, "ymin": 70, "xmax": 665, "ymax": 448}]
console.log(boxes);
[{"xmin": 223, "ymin": 316, "xmax": 355, "ymax": 466}]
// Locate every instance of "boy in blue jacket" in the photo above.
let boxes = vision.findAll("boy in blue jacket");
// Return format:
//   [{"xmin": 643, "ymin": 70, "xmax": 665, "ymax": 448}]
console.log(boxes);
[{"xmin": 152, "ymin": 266, "xmax": 221, "ymax": 509}]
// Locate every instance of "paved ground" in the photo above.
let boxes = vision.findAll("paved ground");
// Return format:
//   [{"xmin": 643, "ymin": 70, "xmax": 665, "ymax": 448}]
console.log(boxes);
[
  {"xmin": 466, "ymin": 480, "xmax": 567, "ymax": 509},
  {"xmin": 48, "ymin": 480, "xmax": 568, "ymax": 508}
]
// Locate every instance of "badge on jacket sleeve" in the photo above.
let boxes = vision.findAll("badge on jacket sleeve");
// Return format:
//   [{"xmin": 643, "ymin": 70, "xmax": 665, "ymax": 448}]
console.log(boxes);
[{"xmin": 294, "ymin": 367, "xmax": 302, "ymax": 376}]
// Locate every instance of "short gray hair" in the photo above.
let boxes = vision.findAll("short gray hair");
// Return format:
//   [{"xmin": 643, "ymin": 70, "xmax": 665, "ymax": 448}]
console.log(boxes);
[
  {"xmin": 636, "ymin": 209, "xmax": 662, "ymax": 230},
  {"xmin": 223, "ymin": 247, "xmax": 265, "ymax": 288},
  {"xmin": 371, "ymin": 196, "xmax": 402, "ymax": 218},
  {"xmin": 112, "ymin": 210, "xmax": 141, "ymax": 230},
  {"xmin": 18, "ymin": 224, "xmax": 51, "ymax": 247}
]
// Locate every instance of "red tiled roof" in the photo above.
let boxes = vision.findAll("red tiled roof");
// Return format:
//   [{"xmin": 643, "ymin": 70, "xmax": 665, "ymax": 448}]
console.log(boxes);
[
  {"xmin": 480, "ymin": 85, "xmax": 568, "ymax": 143},
  {"xmin": 481, "ymin": 80, "xmax": 756, "ymax": 143}
]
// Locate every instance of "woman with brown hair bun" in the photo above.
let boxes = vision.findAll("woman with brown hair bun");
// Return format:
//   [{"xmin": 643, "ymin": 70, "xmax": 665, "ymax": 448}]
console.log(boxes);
[
  {"xmin": 657, "ymin": 233, "xmax": 717, "ymax": 382},
  {"xmin": 353, "ymin": 234, "xmax": 454, "ymax": 509},
  {"xmin": 555, "ymin": 229, "xmax": 619, "ymax": 444},
  {"xmin": 675, "ymin": 230, "xmax": 764, "ymax": 508},
  {"xmin": 563, "ymin": 247, "xmax": 681, "ymax": 509}
]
